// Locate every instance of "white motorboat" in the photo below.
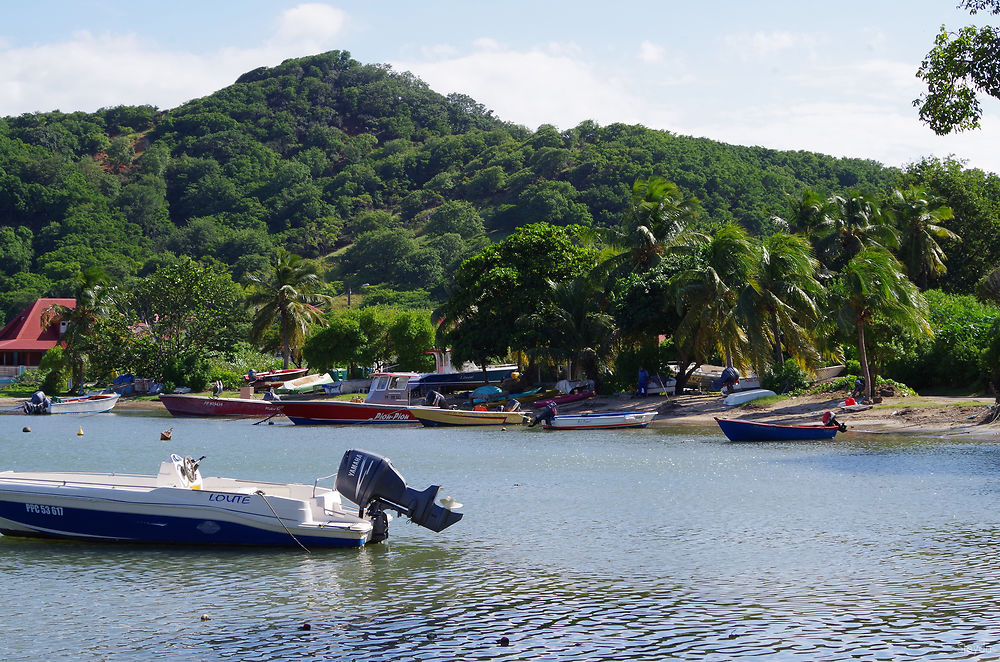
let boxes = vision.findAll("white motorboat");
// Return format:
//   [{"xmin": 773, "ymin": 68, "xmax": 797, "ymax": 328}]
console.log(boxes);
[
  {"xmin": 0, "ymin": 449, "xmax": 462, "ymax": 548},
  {"xmin": 22, "ymin": 391, "xmax": 120, "ymax": 415},
  {"xmin": 722, "ymin": 388, "xmax": 777, "ymax": 406},
  {"xmin": 542, "ymin": 411, "xmax": 656, "ymax": 430}
]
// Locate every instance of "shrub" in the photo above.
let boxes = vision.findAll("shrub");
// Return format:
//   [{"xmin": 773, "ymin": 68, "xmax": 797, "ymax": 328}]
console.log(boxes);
[
  {"xmin": 884, "ymin": 290, "xmax": 999, "ymax": 390},
  {"xmin": 761, "ymin": 359, "xmax": 811, "ymax": 393}
]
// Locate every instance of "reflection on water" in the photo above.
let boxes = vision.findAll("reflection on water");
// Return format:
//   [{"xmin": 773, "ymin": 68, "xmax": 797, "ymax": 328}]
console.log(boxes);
[{"xmin": 3, "ymin": 413, "xmax": 1000, "ymax": 659}]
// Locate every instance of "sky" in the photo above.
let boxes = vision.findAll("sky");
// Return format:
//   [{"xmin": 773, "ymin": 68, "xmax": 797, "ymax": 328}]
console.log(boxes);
[{"xmin": 2, "ymin": 1, "xmax": 998, "ymax": 173}]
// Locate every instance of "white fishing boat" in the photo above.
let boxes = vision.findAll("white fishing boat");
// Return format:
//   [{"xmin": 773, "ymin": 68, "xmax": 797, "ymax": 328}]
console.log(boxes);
[
  {"xmin": 542, "ymin": 411, "xmax": 656, "ymax": 430},
  {"xmin": 276, "ymin": 372, "xmax": 334, "ymax": 394},
  {"xmin": 722, "ymin": 388, "xmax": 776, "ymax": 406},
  {"xmin": 0, "ymin": 449, "xmax": 462, "ymax": 548},
  {"xmin": 22, "ymin": 391, "xmax": 120, "ymax": 415}
]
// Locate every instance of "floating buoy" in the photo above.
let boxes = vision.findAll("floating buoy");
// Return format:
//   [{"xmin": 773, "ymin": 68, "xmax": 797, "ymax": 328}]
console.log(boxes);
[
  {"xmin": 160, "ymin": 427, "xmax": 173, "ymax": 441},
  {"xmin": 298, "ymin": 622, "xmax": 311, "ymax": 631},
  {"xmin": 77, "ymin": 427, "xmax": 84, "ymax": 436},
  {"xmin": 200, "ymin": 614, "xmax": 211, "ymax": 621},
  {"xmin": 22, "ymin": 426, "xmax": 30, "ymax": 433},
  {"xmin": 501, "ymin": 427, "xmax": 507, "ymax": 431},
  {"xmin": 498, "ymin": 636, "xmax": 510, "ymax": 647}
]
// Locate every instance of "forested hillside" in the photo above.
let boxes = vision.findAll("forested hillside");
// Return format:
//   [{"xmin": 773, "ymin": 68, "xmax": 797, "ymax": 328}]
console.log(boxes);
[{"xmin": 0, "ymin": 49, "xmax": 998, "ymax": 327}]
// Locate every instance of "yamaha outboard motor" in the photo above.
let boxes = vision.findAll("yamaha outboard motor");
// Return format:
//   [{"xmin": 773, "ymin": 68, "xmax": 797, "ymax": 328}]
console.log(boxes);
[
  {"xmin": 23, "ymin": 391, "xmax": 50, "ymax": 415},
  {"xmin": 335, "ymin": 449, "xmax": 463, "ymax": 540}
]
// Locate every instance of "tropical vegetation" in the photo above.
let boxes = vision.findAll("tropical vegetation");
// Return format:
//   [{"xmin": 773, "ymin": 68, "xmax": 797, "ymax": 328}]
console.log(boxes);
[{"xmin": 0, "ymin": 50, "xmax": 998, "ymax": 399}]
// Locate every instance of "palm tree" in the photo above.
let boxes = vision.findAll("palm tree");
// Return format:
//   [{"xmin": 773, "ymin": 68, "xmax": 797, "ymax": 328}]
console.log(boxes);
[
  {"xmin": 833, "ymin": 248, "xmax": 931, "ymax": 401},
  {"xmin": 670, "ymin": 224, "xmax": 765, "ymax": 375},
  {"xmin": 889, "ymin": 184, "xmax": 960, "ymax": 289},
  {"xmin": 517, "ymin": 277, "xmax": 616, "ymax": 386},
  {"xmin": 780, "ymin": 189, "xmax": 833, "ymax": 238},
  {"xmin": 813, "ymin": 192, "xmax": 899, "ymax": 271},
  {"xmin": 40, "ymin": 267, "xmax": 112, "ymax": 392},
  {"xmin": 597, "ymin": 176, "xmax": 702, "ymax": 282},
  {"xmin": 245, "ymin": 250, "xmax": 333, "ymax": 369},
  {"xmin": 753, "ymin": 233, "xmax": 824, "ymax": 367}
]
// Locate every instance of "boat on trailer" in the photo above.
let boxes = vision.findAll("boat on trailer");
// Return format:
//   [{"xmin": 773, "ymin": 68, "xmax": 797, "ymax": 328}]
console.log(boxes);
[
  {"xmin": 0, "ymin": 449, "xmax": 462, "ymax": 548},
  {"xmin": 543, "ymin": 411, "xmax": 656, "ymax": 430},
  {"xmin": 714, "ymin": 417, "xmax": 840, "ymax": 442}
]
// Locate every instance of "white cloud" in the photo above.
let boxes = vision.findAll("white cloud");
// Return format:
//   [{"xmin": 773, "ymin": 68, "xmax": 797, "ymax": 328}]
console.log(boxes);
[
  {"xmin": 724, "ymin": 30, "xmax": 820, "ymax": 59},
  {"xmin": 0, "ymin": 3, "xmax": 349, "ymax": 115},
  {"xmin": 639, "ymin": 40, "xmax": 665, "ymax": 64},
  {"xmin": 269, "ymin": 3, "xmax": 347, "ymax": 52},
  {"xmin": 394, "ymin": 42, "xmax": 680, "ymax": 131}
]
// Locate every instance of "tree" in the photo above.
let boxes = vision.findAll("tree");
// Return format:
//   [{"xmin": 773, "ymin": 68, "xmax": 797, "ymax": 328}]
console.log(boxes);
[
  {"xmin": 813, "ymin": 193, "xmax": 899, "ymax": 271},
  {"xmin": 437, "ymin": 223, "xmax": 595, "ymax": 374},
  {"xmin": 517, "ymin": 277, "xmax": 615, "ymax": 386},
  {"xmin": 598, "ymin": 176, "xmax": 702, "ymax": 282},
  {"xmin": 915, "ymin": 1, "xmax": 1000, "ymax": 134},
  {"xmin": 889, "ymin": 185, "xmax": 961, "ymax": 290},
  {"xmin": 245, "ymin": 250, "xmax": 332, "ymax": 368},
  {"xmin": 670, "ymin": 224, "xmax": 766, "ymax": 376},
  {"xmin": 753, "ymin": 232, "xmax": 823, "ymax": 367},
  {"xmin": 831, "ymin": 248, "xmax": 931, "ymax": 400},
  {"xmin": 40, "ymin": 266, "xmax": 112, "ymax": 391},
  {"xmin": 126, "ymin": 258, "xmax": 246, "ymax": 382}
]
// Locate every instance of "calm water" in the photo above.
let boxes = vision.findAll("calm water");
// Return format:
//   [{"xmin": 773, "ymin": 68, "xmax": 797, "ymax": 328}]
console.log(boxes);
[{"xmin": 2, "ymin": 411, "xmax": 1000, "ymax": 660}]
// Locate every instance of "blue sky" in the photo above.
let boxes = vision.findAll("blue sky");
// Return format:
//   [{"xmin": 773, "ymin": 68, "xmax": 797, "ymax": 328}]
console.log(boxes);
[{"xmin": 2, "ymin": 1, "xmax": 997, "ymax": 173}]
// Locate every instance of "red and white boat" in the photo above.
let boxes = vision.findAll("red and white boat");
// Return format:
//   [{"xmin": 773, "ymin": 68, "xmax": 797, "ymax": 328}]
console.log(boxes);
[
  {"xmin": 244, "ymin": 367, "xmax": 308, "ymax": 391},
  {"xmin": 279, "ymin": 372, "xmax": 421, "ymax": 425},
  {"xmin": 159, "ymin": 394, "xmax": 284, "ymax": 418}
]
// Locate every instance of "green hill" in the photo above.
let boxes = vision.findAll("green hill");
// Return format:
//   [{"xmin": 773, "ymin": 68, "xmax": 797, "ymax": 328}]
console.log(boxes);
[{"xmin": 0, "ymin": 50, "xmax": 994, "ymax": 324}]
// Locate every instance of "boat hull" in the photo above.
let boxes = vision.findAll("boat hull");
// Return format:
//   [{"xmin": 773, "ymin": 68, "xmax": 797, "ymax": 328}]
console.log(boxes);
[
  {"xmin": 0, "ymin": 478, "xmax": 369, "ymax": 547},
  {"xmin": 279, "ymin": 400, "xmax": 418, "ymax": 424},
  {"xmin": 715, "ymin": 417, "xmax": 839, "ymax": 441},
  {"xmin": 543, "ymin": 411, "xmax": 656, "ymax": 430},
  {"xmin": 409, "ymin": 407, "xmax": 528, "ymax": 427},
  {"xmin": 159, "ymin": 394, "xmax": 283, "ymax": 418},
  {"xmin": 531, "ymin": 391, "xmax": 596, "ymax": 408},
  {"xmin": 277, "ymin": 373, "xmax": 334, "ymax": 394},
  {"xmin": 42, "ymin": 393, "xmax": 120, "ymax": 414}
]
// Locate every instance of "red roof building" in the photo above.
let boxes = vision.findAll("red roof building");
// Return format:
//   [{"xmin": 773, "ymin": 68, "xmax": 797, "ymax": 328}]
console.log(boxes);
[{"xmin": 0, "ymin": 298, "xmax": 76, "ymax": 372}]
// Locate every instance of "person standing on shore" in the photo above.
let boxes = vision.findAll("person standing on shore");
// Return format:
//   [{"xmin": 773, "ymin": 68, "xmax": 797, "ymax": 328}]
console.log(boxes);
[{"xmin": 637, "ymin": 366, "xmax": 649, "ymax": 397}]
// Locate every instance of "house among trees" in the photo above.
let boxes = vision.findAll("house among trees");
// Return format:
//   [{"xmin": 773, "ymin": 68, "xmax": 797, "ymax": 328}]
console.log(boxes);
[{"xmin": 0, "ymin": 298, "xmax": 76, "ymax": 381}]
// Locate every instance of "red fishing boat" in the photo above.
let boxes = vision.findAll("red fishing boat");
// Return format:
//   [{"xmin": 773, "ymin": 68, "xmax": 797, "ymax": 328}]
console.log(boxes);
[
  {"xmin": 278, "ymin": 372, "xmax": 420, "ymax": 425},
  {"xmin": 159, "ymin": 394, "xmax": 284, "ymax": 418}
]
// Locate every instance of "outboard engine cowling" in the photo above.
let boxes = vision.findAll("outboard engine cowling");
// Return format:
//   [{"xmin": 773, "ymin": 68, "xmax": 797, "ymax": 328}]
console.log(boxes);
[{"xmin": 335, "ymin": 449, "xmax": 463, "ymax": 533}]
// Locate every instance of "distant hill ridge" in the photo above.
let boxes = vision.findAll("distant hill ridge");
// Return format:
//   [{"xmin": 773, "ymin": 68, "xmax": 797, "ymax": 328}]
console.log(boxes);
[{"xmin": 0, "ymin": 49, "xmax": 933, "ymax": 321}]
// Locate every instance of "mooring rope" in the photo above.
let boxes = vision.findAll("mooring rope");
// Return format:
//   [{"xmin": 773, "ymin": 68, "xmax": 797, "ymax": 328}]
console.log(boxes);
[{"xmin": 254, "ymin": 490, "xmax": 310, "ymax": 553}]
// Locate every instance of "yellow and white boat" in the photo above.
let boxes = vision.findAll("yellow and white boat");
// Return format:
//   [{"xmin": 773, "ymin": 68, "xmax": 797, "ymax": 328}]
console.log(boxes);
[{"xmin": 408, "ymin": 406, "xmax": 528, "ymax": 427}]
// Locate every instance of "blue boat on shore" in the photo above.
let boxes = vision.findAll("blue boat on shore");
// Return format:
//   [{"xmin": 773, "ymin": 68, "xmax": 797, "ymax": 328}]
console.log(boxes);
[{"xmin": 714, "ymin": 417, "xmax": 840, "ymax": 442}]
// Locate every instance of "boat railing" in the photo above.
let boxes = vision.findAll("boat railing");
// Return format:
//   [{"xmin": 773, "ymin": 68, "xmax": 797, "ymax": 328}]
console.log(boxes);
[
  {"xmin": 0, "ymin": 473, "xmax": 155, "ymax": 490},
  {"xmin": 312, "ymin": 472, "xmax": 337, "ymax": 497}
]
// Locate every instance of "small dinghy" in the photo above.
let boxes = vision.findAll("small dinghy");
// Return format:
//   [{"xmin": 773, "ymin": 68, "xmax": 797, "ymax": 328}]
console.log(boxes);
[
  {"xmin": 0, "ymin": 449, "xmax": 462, "ymax": 548},
  {"xmin": 715, "ymin": 417, "xmax": 841, "ymax": 442},
  {"xmin": 542, "ymin": 411, "xmax": 656, "ymax": 430}
]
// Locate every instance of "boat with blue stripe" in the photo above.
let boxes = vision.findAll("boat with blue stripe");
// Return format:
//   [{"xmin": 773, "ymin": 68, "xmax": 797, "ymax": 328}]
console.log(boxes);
[{"xmin": 0, "ymin": 450, "xmax": 462, "ymax": 548}]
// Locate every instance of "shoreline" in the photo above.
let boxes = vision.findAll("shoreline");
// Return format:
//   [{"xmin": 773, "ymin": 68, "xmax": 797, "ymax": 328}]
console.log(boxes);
[{"xmin": 2, "ymin": 390, "xmax": 998, "ymax": 437}]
